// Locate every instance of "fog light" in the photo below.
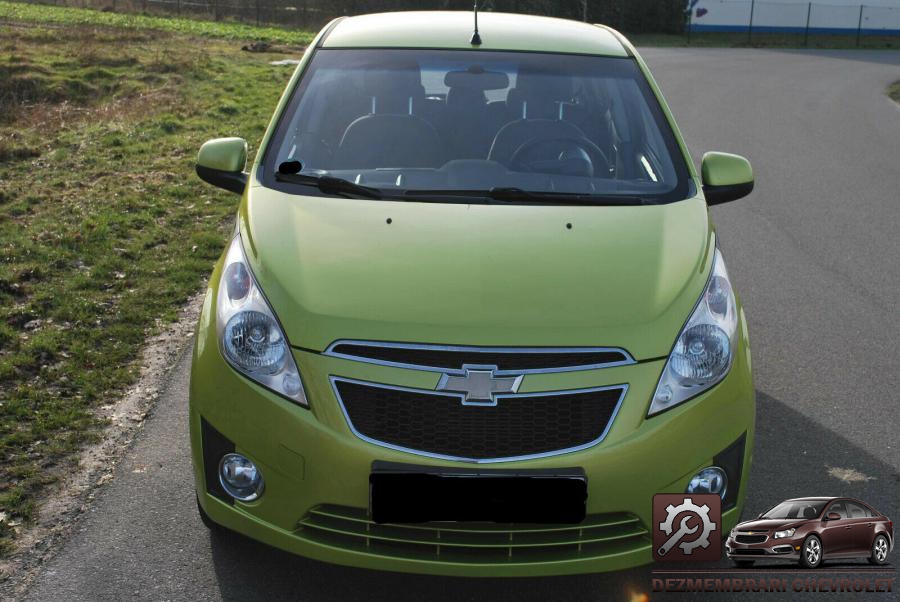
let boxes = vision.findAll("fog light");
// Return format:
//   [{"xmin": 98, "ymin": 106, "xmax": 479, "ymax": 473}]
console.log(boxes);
[
  {"xmin": 686, "ymin": 466, "xmax": 727, "ymax": 499},
  {"xmin": 219, "ymin": 453, "xmax": 264, "ymax": 501}
]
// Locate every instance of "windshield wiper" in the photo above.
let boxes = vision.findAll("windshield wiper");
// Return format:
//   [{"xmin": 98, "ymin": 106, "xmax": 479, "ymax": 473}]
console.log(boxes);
[
  {"xmin": 275, "ymin": 172, "xmax": 383, "ymax": 199},
  {"xmin": 400, "ymin": 187, "xmax": 650, "ymax": 205},
  {"xmin": 488, "ymin": 187, "xmax": 649, "ymax": 205},
  {"xmin": 274, "ymin": 176, "xmax": 650, "ymax": 205}
]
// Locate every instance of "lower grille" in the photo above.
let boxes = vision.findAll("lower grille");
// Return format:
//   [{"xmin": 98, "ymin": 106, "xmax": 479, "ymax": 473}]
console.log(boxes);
[
  {"xmin": 731, "ymin": 549, "xmax": 766, "ymax": 555},
  {"xmin": 333, "ymin": 378, "xmax": 626, "ymax": 462},
  {"xmin": 297, "ymin": 505, "xmax": 650, "ymax": 563},
  {"xmin": 735, "ymin": 534, "xmax": 768, "ymax": 544}
]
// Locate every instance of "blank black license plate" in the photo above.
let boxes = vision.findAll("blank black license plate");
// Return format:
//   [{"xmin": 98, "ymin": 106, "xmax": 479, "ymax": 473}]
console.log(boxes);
[{"xmin": 369, "ymin": 461, "xmax": 586, "ymax": 524}]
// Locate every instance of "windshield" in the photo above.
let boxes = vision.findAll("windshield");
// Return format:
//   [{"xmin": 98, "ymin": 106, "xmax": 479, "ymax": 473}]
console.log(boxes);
[
  {"xmin": 761, "ymin": 500, "xmax": 828, "ymax": 520},
  {"xmin": 262, "ymin": 49, "xmax": 691, "ymax": 203}
]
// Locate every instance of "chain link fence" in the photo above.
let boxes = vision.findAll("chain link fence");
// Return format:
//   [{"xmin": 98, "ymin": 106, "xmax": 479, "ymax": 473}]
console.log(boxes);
[
  {"xmin": 9, "ymin": 0, "xmax": 898, "ymax": 44},
  {"xmin": 8, "ymin": 0, "xmax": 688, "ymax": 33}
]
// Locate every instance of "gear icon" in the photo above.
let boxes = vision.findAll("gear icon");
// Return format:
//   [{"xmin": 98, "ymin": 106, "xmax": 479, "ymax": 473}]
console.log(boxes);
[{"xmin": 659, "ymin": 497, "xmax": 717, "ymax": 554}]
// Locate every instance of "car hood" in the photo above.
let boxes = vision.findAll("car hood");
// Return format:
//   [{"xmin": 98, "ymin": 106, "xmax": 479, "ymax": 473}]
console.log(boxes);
[
  {"xmin": 735, "ymin": 519, "xmax": 810, "ymax": 531},
  {"xmin": 240, "ymin": 187, "xmax": 713, "ymax": 358}
]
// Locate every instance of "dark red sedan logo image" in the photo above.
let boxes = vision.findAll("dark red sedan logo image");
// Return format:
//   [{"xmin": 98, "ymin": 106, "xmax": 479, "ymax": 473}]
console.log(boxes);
[{"xmin": 726, "ymin": 497, "xmax": 893, "ymax": 569}]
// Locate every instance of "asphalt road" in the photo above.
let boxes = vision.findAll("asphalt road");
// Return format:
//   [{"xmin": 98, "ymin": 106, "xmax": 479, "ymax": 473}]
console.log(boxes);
[{"xmin": 19, "ymin": 49, "xmax": 900, "ymax": 601}]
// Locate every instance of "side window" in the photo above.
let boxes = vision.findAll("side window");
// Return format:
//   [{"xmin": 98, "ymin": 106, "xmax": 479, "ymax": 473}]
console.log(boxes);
[
  {"xmin": 798, "ymin": 504, "xmax": 818, "ymax": 519},
  {"xmin": 828, "ymin": 501, "xmax": 847, "ymax": 518},
  {"xmin": 846, "ymin": 502, "xmax": 870, "ymax": 519}
]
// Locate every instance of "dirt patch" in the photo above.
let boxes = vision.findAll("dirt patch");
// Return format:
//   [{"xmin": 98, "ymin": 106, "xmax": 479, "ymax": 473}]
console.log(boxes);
[
  {"xmin": 826, "ymin": 465, "xmax": 877, "ymax": 485},
  {"xmin": 0, "ymin": 291, "xmax": 203, "ymax": 598},
  {"xmin": 889, "ymin": 81, "xmax": 900, "ymax": 105}
]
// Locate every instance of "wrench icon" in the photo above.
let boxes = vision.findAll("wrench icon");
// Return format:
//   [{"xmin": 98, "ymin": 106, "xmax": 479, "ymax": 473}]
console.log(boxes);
[{"xmin": 657, "ymin": 516, "xmax": 698, "ymax": 556}]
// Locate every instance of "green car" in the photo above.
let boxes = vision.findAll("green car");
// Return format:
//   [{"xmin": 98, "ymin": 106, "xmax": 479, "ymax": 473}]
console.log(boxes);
[{"xmin": 190, "ymin": 11, "xmax": 755, "ymax": 576}]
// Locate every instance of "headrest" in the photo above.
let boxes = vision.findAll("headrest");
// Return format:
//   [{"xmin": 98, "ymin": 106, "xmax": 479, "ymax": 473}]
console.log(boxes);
[
  {"xmin": 513, "ymin": 65, "xmax": 574, "ymax": 100},
  {"xmin": 361, "ymin": 59, "xmax": 423, "ymax": 101},
  {"xmin": 506, "ymin": 66, "xmax": 574, "ymax": 120},
  {"xmin": 446, "ymin": 86, "xmax": 486, "ymax": 109}
]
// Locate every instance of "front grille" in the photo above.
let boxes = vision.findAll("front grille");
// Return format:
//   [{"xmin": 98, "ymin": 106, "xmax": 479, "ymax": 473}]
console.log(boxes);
[
  {"xmin": 333, "ymin": 378, "xmax": 625, "ymax": 461},
  {"xmin": 731, "ymin": 549, "xmax": 766, "ymax": 555},
  {"xmin": 297, "ymin": 505, "xmax": 650, "ymax": 563},
  {"xmin": 735, "ymin": 534, "xmax": 768, "ymax": 544},
  {"xmin": 325, "ymin": 341, "xmax": 632, "ymax": 373}
]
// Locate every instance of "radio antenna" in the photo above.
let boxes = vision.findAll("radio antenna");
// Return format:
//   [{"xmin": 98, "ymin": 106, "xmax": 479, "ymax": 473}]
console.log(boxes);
[{"xmin": 470, "ymin": 2, "xmax": 482, "ymax": 45}]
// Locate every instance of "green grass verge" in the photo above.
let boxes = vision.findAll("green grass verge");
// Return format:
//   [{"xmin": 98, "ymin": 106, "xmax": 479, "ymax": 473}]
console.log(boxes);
[
  {"xmin": 0, "ymin": 0, "xmax": 316, "ymax": 45},
  {"xmin": 0, "ymin": 16, "xmax": 300, "ymax": 557}
]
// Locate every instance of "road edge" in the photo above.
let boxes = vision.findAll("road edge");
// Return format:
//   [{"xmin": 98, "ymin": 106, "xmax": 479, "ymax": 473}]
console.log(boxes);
[{"xmin": 0, "ymin": 289, "xmax": 205, "ymax": 599}]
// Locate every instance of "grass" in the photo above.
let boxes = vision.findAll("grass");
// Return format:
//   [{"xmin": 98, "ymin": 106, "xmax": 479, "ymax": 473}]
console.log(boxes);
[
  {"xmin": 0, "ymin": 0, "xmax": 315, "ymax": 45},
  {"xmin": 0, "ymin": 12, "xmax": 309, "ymax": 557},
  {"xmin": 889, "ymin": 81, "xmax": 900, "ymax": 104}
]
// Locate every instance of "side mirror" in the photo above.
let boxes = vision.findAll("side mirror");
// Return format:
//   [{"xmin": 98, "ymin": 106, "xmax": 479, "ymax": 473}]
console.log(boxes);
[
  {"xmin": 196, "ymin": 137, "xmax": 248, "ymax": 195},
  {"xmin": 701, "ymin": 152, "xmax": 754, "ymax": 206},
  {"xmin": 824, "ymin": 512, "xmax": 841, "ymax": 521}
]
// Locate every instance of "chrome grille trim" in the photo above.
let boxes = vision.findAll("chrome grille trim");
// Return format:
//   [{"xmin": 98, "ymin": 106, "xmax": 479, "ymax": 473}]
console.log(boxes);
[
  {"xmin": 323, "ymin": 340, "xmax": 636, "ymax": 374},
  {"xmin": 330, "ymin": 375, "xmax": 628, "ymax": 464},
  {"xmin": 297, "ymin": 504, "xmax": 651, "ymax": 563}
]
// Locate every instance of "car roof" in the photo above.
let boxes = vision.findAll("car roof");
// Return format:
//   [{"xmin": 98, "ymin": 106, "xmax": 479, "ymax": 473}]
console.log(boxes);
[
  {"xmin": 321, "ymin": 11, "xmax": 630, "ymax": 58},
  {"xmin": 786, "ymin": 497, "xmax": 838, "ymax": 502}
]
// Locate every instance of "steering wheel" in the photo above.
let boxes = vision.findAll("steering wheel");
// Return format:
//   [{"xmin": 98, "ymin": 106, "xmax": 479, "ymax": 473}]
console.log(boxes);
[{"xmin": 509, "ymin": 136, "xmax": 610, "ymax": 178}]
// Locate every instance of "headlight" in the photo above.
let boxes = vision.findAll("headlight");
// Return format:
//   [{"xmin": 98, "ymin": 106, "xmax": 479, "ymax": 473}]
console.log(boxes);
[
  {"xmin": 216, "ymin": 234, "xmax": 308, "ymax": 406},
  {"xmin": 774, "ymin": 528, "xmax": 796, "ymax": 539},
  {"xmin": 648, "ymin": 247, "xmax": 738, "ymax": 415}
]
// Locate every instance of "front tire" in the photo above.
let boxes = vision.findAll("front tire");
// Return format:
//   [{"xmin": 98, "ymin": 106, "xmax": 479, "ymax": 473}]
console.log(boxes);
[
  {"xmin": 799, "ymin": 535, "xmax": 823, "ymax": 569},
  {"xmin": 868, "ymin": 535, "xmax": 889, "ymax": 565},
  {"xmin": 732, "ymin": 559, "xmax": 755, "ymax": 568}
]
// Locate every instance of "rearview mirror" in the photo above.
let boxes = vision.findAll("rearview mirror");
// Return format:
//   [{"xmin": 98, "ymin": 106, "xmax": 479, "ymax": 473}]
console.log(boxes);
[
  {"xmin": 701, "ymin": 152, "xmax": 753, "ymax": 206},
  {"xmin": 824, "ymin": 512, "xmax": 841, "ymax": 521},
  {"xmin": 196, "ymin": 137, "xmax": 248, "ymax": 195}
]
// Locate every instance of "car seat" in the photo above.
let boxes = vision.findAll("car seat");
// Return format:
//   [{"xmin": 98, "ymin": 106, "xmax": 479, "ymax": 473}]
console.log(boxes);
[{"xmin": 335, "ymin": 60, "xmax": 444, "ymax": 169}]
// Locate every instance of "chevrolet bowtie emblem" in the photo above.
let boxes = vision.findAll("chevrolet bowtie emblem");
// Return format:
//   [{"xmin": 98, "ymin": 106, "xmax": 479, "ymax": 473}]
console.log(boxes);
[{"xmin": 436, "ymin": 365, "xmax": 523, "ymax": 406}]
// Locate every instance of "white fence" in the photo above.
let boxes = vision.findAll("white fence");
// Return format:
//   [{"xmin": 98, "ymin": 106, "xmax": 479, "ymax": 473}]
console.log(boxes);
[{"xmin": 690, "ymin": 0, "xmax": 900, "ymax": 34}]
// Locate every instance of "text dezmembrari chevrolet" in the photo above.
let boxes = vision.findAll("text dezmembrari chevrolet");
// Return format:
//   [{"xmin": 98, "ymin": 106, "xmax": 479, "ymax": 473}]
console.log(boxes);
[{"xmin": 190, "ymin": 11, "xmax": 757, "ymax": 576}]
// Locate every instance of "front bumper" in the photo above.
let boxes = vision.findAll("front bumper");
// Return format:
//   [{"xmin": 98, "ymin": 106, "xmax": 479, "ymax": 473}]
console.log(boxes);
[
  {"xmin": 189, "ymin": 292, "xmax": 755, "ymax": 577},
  {"xmin": 726, "ymin": 535, "xmax": 801, "ymax": 561}
]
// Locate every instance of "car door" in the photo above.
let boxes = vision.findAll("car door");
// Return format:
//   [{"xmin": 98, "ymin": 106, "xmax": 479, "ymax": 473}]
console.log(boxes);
[
  {"xmin": 845, "ymin": 501, "xmax": 876, "ymax": 554},
  {"xmin": 819, "ymin": 501, "xmax": 853, "ymax": 556}
]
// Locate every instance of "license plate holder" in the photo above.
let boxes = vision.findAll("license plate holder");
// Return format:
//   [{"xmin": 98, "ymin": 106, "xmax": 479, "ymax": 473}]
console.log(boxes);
[{"xmin": 369, "ymin": 461, "xmax": 586, "ymax": 524}]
